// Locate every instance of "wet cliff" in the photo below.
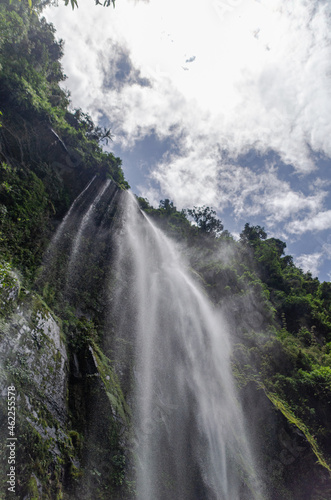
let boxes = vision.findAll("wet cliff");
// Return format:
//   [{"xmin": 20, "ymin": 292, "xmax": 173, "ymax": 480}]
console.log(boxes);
[{"xmin": 1, "ymin": 1, "xmax": 331, "ymax": 499}]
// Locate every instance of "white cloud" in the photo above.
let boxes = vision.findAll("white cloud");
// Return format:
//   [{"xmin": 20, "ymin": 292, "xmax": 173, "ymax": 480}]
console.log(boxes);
[
  {"xmin": 295, "ymin": 239, "xmax": 331, "ymax": 278},
  {"xmin": 44, "ymin": 0, "xmax": 331, "ymax": 250},
  {"xmin": 295, "ymin": 251, "xmax": 323, "ymax": 277},
  {"xmin": 45, "ymin": 0, "xmax": 331, "ymax": 170},
  {"xmin": 322, "ymin": 243, "xmax": 331, "ymax": 259},
  {"xmin": 149, "ymin": 148, "xmax": 327, "ymax": 229},
  {"xmin": 286, "ymin": 210, "xmax": 331, "ymax": 235}
]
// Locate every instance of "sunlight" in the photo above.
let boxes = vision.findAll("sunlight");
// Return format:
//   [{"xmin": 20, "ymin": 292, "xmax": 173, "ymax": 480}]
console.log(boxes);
[{"xmin": 111, "ymin": 0, "xmax": 289, "ymax": 114}]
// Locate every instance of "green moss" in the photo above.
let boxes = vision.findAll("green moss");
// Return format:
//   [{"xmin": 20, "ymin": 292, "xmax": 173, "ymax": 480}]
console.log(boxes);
[
  {"xmin": 263, "ymin": 388, "xmax": 331, "ymax": 473},
  {"xmin": 68, "ymin": 430, "xmax": 83, "ymax": 452},
  {"xmin": 92, "ymin": 342, "xmax": 130, "ymax": 425},
  {"xmin": 0, "ymin": 260, "xmax": 20, "ymax": 316},
  {"xmin": 69, "ymin": 462, "xmax": 83, "ymax": 480},
  {"xmin": 0, "ymin": 1, "xmax": 331, "ymax": 496},
  {"xmin": 27, "ymin": 475, "xmax": 39, "ymax": 499}
]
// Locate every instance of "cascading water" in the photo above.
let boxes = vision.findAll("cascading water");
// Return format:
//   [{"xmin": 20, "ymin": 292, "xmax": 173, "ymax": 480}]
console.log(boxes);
[
  {"xmin": 112, "ymin": 192, "xmax": 265, "ymax": 500},
  {"xmin": 66, "ymin": 178, "xmax": 111, "ymax": 280},
  {"xmin": 40, "ymin": 176, "xmax": 119, "ymax": 307},
  {"xmin": 51, "ymin": 175, "xmax": 97, "ymax": 248},
  {"xmin": 40, "ymin": 180, "xmax": 265, "ymax": 499}
]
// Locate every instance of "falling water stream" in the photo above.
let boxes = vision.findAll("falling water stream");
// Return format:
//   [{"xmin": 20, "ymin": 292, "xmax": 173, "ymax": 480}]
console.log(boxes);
[
  {"xmin": 66, "ymin": 179, "xmax": 111, "ymax": 278},
  {"xmin": 112, "ymin": 193, "xmax": 265, "ymax": 500},
  {"xmin": 41, "ymin": 181, "xmax": 265, "ymax": 499}
]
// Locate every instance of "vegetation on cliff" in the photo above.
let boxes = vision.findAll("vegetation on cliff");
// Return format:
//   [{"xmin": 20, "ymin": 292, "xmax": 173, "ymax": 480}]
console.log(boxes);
[
  {"xmin": 0, "ymin": 0, "xmax": 330, "ymax": 498},
  {"xmin": 0, "ymin": 2, "xmax": 130, "ymax": 498},
  {"xmin": 0, "ymin": 0, "xmax": 128, "ymax": 281},
  {"xmin": 138, "ymin": 197, "xmax": 331, "ymax": 498}
]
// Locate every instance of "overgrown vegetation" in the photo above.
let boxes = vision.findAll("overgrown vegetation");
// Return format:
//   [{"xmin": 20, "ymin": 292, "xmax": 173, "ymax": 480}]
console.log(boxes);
[
  {"xmin": 0, "ymin": 2, "xmax": 131, "ymax": 498},
  {"xmin": 0, "ymin": 0, "xmax": 330, "ymax": 497},
  {"xmin": 0, "ymin": 0, "xmax": 128, "ymax": 283},
  {"xmin": 137, "ymin": 199, "xmax": 331, "ymax": 490}
]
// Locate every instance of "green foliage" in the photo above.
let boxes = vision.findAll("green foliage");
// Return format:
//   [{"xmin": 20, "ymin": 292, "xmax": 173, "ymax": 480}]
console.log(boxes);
[
  {"xmin": 110, "ymin": 453, "xmax": 126, "ymax": 486},
  {"xmin": 65, "ymin": 109, "xmax": 113, "ymax": 144},
  {"xmin": 93, "ymin": 342, "xmax": 131, "ymax": 423},
  {"xmin": 137, "ymin": 197, "xmax": 193, "ymax": 240},
  {"xmin": 298, "ymin": 365, "xmax": 331, "ymax": 392},
  {"xmin": 0, "ymin": 0, "xmax": 127, "ymax": 189},
  {"xmin": 240, "ymin": 222, "xmax": 267, "ymax": 244},
  {"xmin": 0, "ymin": 0, "xmax": 129, "ymax": 280},
  {"xmin": 186, "ymin": 205, "xmax": 224, "ymax": 235},
  {"xmin": 264, "ymin": 390, "xmax": 331, "ymax": 472},
  {"xmin": 0, "ymin": 260, "xmax": 20, "ymax": 319},
  {"xmin": 64, "ymin": 0, "xmax": 78, "ymax": 8},
  {"xmin": 233, "ymin": 290, "xmax": 331, "ymax": 471},
  {"xmin": 12, "ymin": 0, "xmax": 116, "ymax": 9},
  {"xmin": 68, "ymin": 316, "xmax": 99, "ymax": 349},
  {"xmin": 0, "ymin": 162, "xmax": 50, "ymax": 278},
  {"xmin": 0, "ymin": 0, "xmax": 330, "ymax": 494},
  {"xmin": 27, "ymin": 475, "xmax": 39, "ymax": 499},
  {"xmin": 95, "ymin": 0, "xmax": 115, "ymax": 7},
  {"xmin": 136, "ymin": 196, "xmax": 150, "ymax": 210},
  {"xmin": 67, "ymin": 0, "xmax": 115, "ymax": 8}
]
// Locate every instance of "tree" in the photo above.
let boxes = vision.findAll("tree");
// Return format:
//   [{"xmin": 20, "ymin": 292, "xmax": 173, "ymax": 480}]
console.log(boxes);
[
  {"xmin": 136, "ymin": 197, "xmax": 150, "ymax": 210},
  {"xmin": 159, "ymin": 199, "xmax": 176, "ymax": 214},
  {"xmin": 66, "ymin": 0, "xmax": 116, "ymax": 8},
  {"xmin": 186, "ymin": 205, "xmax": 223, "ymax": 236},
  {"xmin": 65, "ymin": 109, "xmax": 113, "ymax": 144},
  {"xmin": 240, "ymin": 223, "xmax": 267, "ymax": 245},
  {"xmin": 17, "ymin": 0, "xmax": 115, "ymax": 10},
  {"xmin": 94, "ymin": 0, "xmax": 115, "ymax": 6},
  {"xmin": 267, "ymin": 237, "xmax": 286, "ymax": 257}
]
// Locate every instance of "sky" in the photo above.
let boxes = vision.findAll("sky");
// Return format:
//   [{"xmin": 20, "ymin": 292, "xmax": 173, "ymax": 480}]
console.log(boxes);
[{"xmin": 44, "ymin": 0, "xmax": 331, "ymax": 281}]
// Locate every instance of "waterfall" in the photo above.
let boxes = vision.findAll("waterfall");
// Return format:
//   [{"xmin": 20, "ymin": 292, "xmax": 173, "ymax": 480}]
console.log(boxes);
[
  {"xmin": 39, "ymin": 176, "xmax": 119, "ymax": 308},
  {"xmin": 40, "ymin": 180, "xmax": 265, "ymax": 499},
  {"xmin": 54, "ymin": 175, "xmax": 97, "ymax": 241},
  {"xmin": 112, "ymin": 192, "xmax": 265, "ymax": 500},
  {"xmin": 66, "ymin": 178, "xmax": 111, "ymax": 280}
]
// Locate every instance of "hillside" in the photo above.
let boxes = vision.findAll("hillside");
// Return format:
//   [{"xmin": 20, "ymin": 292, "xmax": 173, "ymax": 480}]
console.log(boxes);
[{"xmin": 0, "ymin": 1, "xmax": 331, "ymax": 498}]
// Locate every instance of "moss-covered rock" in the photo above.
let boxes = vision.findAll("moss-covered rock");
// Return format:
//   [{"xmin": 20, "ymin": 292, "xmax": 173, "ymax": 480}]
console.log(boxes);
[{"xmin": 0, "ymin": 261, "xmax": 20, "ymax": 315}]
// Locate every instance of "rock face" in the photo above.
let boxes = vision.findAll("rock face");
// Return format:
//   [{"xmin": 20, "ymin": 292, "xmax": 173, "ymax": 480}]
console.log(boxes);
[
  {"xmin": 0, "ymin": 263, "xmax": 20, "ymax": 310},
  {"xmin": 0, "ymin": 302, "xmax": 68, "ymax": 422},
  {"xmin": 0, "ymin": 256, "xmax": 130, "ymax": 500},
  {"xmin": 0, "ymin": 184, "xmax": 330, "ymax": 499},
  {"xmin": 1, "ymin": 264, "xmax": 68, "ymax": 422},
  {"xmin": 0, "ymin": 265, "xmax": 71, "ymax": 499}
]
